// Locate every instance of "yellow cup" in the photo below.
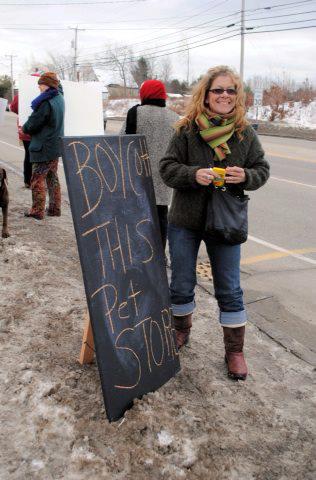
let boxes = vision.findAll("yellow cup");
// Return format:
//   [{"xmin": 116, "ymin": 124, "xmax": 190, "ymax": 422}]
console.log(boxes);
[{"xmin": 212, "ymin": 167, "xmax": 226, "ymax": 187}]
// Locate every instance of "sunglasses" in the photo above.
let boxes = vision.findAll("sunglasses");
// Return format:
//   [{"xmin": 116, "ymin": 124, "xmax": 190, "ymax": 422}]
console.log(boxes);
[{"xmin": 209, "ymin": 88, "xmax": 237, "ymax": 96}]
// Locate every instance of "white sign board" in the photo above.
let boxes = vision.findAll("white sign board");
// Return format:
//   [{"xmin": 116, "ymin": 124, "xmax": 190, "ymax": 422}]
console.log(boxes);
[
  {"xmin": 19, "ymin": 76, "xmax": 38, "ymax": 126},
  {"xmin": 18, "ymin": 76, "xmax": 104, "ymax": 136},
  {"xmin": 254, "ymin": 88, "xmax": 263, "ymax": 107},
  {"xmin": 0, "ymin": 98, "xmax": 8, "ymax": 126},
  {"xmin": 62, "ymin": 80, "xmax": 104, "ymax": 136}
]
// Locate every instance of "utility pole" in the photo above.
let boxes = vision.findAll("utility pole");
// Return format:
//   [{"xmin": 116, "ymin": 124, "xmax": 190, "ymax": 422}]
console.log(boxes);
[
  {"xmin": 187, "ymin": 48, "xmax": 190, "ymax": 86},
  {"xmin": 69, "ymin": 26, "xmax": 85, "ymax": 81},
  {"xmin": 5, "ymin": 54, "xmax": 17, "ymax": 101},
  {"xmin": 240, "ymin": 0, "xmax": 245, "ymax": 83}
]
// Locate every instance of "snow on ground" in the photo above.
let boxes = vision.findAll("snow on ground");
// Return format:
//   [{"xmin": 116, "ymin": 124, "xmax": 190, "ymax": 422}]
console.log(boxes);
[
  {"xmin": 105, "ymin": 96, "xmax": 186, "ymax": 118},
  {"xmin": 105, "ymin": 98, "xmax": 139, "ymax": 117},
  {"xmin": 247, "ymin": 101, "xmax": 316, "ymax": 129}
]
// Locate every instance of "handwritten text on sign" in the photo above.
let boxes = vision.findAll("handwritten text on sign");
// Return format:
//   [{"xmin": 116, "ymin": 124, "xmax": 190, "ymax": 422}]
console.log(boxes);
[{"xmin": 61, "ymin": 135, "xmax": 180, "ymax": 421}]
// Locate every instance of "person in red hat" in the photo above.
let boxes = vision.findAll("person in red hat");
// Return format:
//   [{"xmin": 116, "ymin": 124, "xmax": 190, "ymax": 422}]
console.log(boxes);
[{"xmin": 121, "ymin": 79, "xmax": 179, "ymax": 252}]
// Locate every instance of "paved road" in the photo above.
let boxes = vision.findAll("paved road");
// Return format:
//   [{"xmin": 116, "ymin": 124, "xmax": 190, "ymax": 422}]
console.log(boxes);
[
  {"xmin": 239, "ymin": 135, "xmax": 316, "ymax": 363},
  {"xmin": 1, "ymin": 113, "xmax": 315, "ymax": 364}
]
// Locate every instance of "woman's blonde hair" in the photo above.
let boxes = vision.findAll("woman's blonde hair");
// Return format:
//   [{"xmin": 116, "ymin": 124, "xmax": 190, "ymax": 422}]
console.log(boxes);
[{"xmin": 176, "ymin": 65, "xmax": 249, "ymax": 139}]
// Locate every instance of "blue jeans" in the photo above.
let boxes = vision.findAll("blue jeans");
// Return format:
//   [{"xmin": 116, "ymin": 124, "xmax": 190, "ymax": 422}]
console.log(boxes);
[{"xmin": 168, "ymin": 224, "xmax": 247, "ymax": 328}]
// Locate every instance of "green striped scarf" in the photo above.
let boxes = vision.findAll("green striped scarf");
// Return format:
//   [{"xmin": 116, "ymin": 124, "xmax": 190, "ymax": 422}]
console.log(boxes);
[{"xmin": 196, "ymin": 112, "xmax": 236, "ymax": 161}]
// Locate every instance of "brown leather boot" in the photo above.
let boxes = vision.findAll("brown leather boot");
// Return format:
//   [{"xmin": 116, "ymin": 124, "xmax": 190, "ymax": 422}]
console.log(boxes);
[
  {"xmin": 223, "ymin": 326, "xmax": 248, "ymax": 380},
  {"xmin": 173, "ymin": 314, "xmax": 192, "ymax": 350}
]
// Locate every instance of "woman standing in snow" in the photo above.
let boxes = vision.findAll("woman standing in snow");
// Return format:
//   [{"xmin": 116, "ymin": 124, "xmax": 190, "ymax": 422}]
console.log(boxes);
[
  {"xmin": 121, "ymin": 79, "xmax": 179, "ymax": 251},
  {"xmin": 159, "ymin": 66, "xmax": 270, "ymax": 380}
]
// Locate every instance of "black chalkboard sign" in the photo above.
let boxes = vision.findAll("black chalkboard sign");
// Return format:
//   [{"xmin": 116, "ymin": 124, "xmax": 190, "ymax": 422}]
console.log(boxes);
[{"xmin": 60, "ymin": 135, "xmax": 180, "ymax": 422}]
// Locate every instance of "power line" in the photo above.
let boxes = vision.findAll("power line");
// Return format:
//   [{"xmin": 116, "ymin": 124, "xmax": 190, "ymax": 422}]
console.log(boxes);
[
  {"xmin": 58, "ymin": 32, "xmax": 242, "ymax": 73},
  {"xmin": 46, "ymin": 6, "xmax": 314, "ymax": 75},
  {"xmin": 68, "ymin": 23, "xmax": 315, "ymax": 75},
  {"xmin": 1, "ymin": 8, "xmax": 315, "ymax": 30},
  {"xmin": 246, "ymin": 18, "xmax": 316, "ymax": 30},
  {"xmin": 1, "ymin": 25, "xmax": 239, "ymax": 30},
  {"xmin": 247, "ymin": 24, "xmax": 316, "ymax": 34},
  {"xmin": 75, "ymin": 0, "xmax": 316, "ymax": 60},
  {"xmin": 114, "ymin": 0, "xmax": 231, "ymax": 51},
  {"xmin": 1, "ymin": 1, "xmax": 314, "ymax": 32},
  {"xmin": 4, "ymin": 0, "xmax": 313, "ymax": 77},
  {"xmin": 0, "ymin": 0, "xmax": 146, "ymax": 5},
  {"xmin": 73, "ymin": 12, "xmax": 241, "ymax": 63},
  {"xmin": 75, "ymin": 9, "xmax": 315, "ymax": 63},
  {"xmin": 234, "ymin": 9, "xmax": 316, "ymax": 25}
]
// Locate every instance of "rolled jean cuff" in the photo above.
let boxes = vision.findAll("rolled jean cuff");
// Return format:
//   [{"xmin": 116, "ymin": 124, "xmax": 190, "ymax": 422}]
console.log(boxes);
[
  {"xmin": 171, "ymin": 301, "xmax": 195, "ymax": 317},
  {"xmin": 219, "ymin": 309, "xmax": 247, "ymax": 328}
]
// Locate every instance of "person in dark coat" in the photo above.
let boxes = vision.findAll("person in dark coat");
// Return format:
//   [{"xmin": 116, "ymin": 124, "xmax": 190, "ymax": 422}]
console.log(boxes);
[
  {"xmin": 120, "ymin": 80, "xmax": 179, "ymax": 251},
  {"xmin": 159, "ymin": 66, "xmax": 270, "ymax": 380},
  {"xmin": 23, "ymin": 72, "xmax": 65, "ymax": 220}
]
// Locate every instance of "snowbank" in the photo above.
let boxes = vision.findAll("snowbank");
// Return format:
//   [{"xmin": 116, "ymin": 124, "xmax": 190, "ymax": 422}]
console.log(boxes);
[
  {"xmin": 247, "ymin": 101, "xmax": 316, "ymax": 129},
  {"xmin": 105, "ymin": 98, "xmax": 139, "ymax": 117},
  {"xmin": 105, "ymin": 96, "xmax": 188, "ymax": 118}
]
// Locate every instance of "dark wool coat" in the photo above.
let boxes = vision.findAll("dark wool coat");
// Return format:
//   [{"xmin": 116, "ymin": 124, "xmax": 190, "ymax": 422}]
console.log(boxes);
[
  {"xmin": 159, "ymin": 124, "xmax": 270, "ymax": 231},
  {"xmin": 23, "ymin": 94, "xmax": 65, "ymax": 163}
]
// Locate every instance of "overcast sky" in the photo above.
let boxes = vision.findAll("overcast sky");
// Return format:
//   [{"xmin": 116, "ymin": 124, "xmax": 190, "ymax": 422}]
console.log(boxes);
[{"xmin": 0, "ymin": 0, "xmax": 315, "ymax": 86}]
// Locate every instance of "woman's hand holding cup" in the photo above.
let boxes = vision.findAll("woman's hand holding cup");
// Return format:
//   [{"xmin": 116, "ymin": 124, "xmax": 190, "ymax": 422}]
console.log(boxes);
[
  {"xmin": 225, "ymin": 166, "xmax": 246, "ymax": 184},
  {"xmin": 196, "ymin": 168, "xmax": 215, "ymax": 186}
]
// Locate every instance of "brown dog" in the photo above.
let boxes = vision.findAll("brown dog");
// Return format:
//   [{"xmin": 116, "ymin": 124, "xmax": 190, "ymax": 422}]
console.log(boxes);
[{"xmin": 0, "ymin": 167, "xmax": 10, "ymax": 238}]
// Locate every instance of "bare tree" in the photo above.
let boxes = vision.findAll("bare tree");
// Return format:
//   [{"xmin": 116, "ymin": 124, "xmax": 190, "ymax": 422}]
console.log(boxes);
[
  {"xmin": 263, "ymin": 84, "xmax": 287, "ymax": 121},
  {"xmin": 45, "ymin": 52, "xmax": 74, "ymax": 80},
  {"xmin": 24, "ymin": 54, "xmax": 70, "ymax": 79},
  {"xmin": 247, "ymin": 75, "xmax": 273, "ymax": 92},
  {"xmin": 247, "ymin": 74, "xmax": 297, "ymax": 93},
  {"xmin": 96, "ymin": 44, "xmax": 133, "ymax": 96},
  {"xmin": 146, "ymin": 56, "xmax": 159, "ymax": 79},
  {"xmin": 296, "ymin": 78, "xmax": 315, "ymax": 105},
  {"xmin": 159, "ymin": 57, "xmax": 172, "ymax": 84}
]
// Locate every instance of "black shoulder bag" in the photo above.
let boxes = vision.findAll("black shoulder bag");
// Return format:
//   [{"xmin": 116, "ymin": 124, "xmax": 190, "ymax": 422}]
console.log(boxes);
[{"xmin": 205, "ymin": 186, "xmax": 249, "ymax": 245}]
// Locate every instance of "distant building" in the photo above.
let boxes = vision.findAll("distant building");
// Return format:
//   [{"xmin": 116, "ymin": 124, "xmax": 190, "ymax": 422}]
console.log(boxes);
[{"xmin": 107, "ymin": 84, "xmax": 138, "ymax": 99}]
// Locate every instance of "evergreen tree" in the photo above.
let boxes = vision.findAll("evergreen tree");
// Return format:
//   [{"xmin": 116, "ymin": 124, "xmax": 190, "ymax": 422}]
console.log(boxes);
[
  {"xmin": 131, "ymin": 57, "xmax": 149, "ymax": 87},
  {"xmin": 0, "ymin": 75, "xmax": 12, "ymax": 99}
]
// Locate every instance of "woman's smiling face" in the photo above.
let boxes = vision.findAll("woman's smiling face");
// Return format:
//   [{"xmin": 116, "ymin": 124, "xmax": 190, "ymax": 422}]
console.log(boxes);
[{"xmin": 206, "ymin": 74, "xmax": 237, "ymax": 115}]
